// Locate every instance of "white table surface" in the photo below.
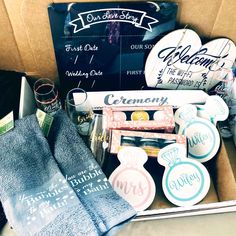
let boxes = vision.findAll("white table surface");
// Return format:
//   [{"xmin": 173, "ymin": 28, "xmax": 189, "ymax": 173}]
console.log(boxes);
[{"xmin": 1, "ymin": 212, "xmax": 236, "ymax": 236}]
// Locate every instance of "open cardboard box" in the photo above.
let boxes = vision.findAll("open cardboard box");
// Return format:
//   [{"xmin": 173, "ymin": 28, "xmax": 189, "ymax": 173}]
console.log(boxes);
[
  {"xmin": 18, "ymin": 78, "xmax": 236, "ymax": 221},
  {"xmin": 0, "ymin": 0, "xmax": 236, "ymax": 223}
]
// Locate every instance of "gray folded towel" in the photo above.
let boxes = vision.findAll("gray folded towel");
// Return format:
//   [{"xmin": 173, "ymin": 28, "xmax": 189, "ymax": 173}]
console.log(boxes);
[
  {"xmin": 48, "ymin": 110, "xmax": 136, "ymax": 235},
  {"xmin": 0, "ymin": 115, "xmax": 99, "ymax": 236}
]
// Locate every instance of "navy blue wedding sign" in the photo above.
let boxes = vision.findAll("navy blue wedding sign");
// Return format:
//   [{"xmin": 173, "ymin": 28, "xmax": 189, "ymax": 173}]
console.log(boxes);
[{"xmin": 48, "ymin": 1, "xmax": 178, "ymax": 99}]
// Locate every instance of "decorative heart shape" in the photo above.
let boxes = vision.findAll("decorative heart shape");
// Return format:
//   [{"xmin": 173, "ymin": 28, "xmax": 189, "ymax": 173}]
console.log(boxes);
[{"xmin": 145, "ymin": 29, "xmax": 236, "ymax": 91}]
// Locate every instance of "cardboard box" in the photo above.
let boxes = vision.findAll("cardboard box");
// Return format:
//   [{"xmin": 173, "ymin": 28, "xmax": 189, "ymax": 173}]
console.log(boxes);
[
  {"xmin": 18, "ymin": 77, "xmax": 236, "ymax": 221},
  {"xmin": 0, "ymin": 0, "xmax": 235, "ymax": 222}
]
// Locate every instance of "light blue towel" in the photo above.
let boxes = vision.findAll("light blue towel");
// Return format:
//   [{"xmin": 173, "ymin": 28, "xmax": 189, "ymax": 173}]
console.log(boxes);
[
  {"xmin": 0, "ymin": 115, "xmax": 99, "ymax": 236},
  {"xmin": 48, "ymin": 110, "xmax": 136, "ymax": 235}
]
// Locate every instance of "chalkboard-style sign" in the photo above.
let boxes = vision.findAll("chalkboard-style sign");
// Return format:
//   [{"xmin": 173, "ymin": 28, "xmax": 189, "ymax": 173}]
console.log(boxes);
[{"xmin": 48, "ymin": 1, "xmax": 178, "ymax": 99}]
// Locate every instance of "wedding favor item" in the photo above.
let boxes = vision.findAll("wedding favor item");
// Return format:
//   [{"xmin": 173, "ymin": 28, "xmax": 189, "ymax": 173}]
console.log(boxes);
[
  {"xmin": 197, "ymin": 95, "xmax": 229, "ymax": 125},
  {"xmin": 48, "ymin": 1, "xmax": 178, "ymax": 98},
  {"xmin": 33, "ymin": 78, "xmax": 61, "ymax": 115},
  {"xmin": 145, "ymin": 29, "xmax": 236, "ymax": 91},
  {"xmin": 110, "ymin": 130, "xmax": 186, "ymax": 157},
  {"xmin": 175, "ymin": 104, "xmax": 220, "ymax": 163},
  {"xmin": 74, "ymin": 90, "xmax": 209, "ymax": 111},
  {"xmin": 48, "ymin": 110, "xmax": 136, "ymax": 235},
  {"xmin": 65, "ymin": 88, "xmax": 94, "ymax": 136},
  {"xmin": 103, "ymin": 105, "xmax": 175, "ymax": 132},
  {"xmin": 0, "ymin": 114, "xmax": 98, "ymax": 236},
  {"xmin": 109, "ymin": 147, "xmax": 156, "ymax": 211},
  {"xmin": 158, "ymin": 144, "xmax": 210, "ymax": 206}
]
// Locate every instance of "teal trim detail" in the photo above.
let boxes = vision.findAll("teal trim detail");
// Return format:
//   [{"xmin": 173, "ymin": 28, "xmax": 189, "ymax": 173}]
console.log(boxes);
[
  {"xmin": 166, "ymin": 162, "xmax": 204, "ymax": 202},
  {"xmin": 182, "ymin": 120, "xmax": 215, "ymax": 159},
  {"xmin": 196, "ymin": 107, "xmax": 204, "ymax": 110}
]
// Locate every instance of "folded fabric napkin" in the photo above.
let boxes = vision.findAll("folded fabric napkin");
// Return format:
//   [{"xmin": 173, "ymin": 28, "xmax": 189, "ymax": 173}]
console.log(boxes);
[
  {"xmin": 0, "ymin": 115, "xmax": 99, "ymax": 236},
  {"xmin": 48, "ymin": 110, "xmax": 136, "ymax": 235}
]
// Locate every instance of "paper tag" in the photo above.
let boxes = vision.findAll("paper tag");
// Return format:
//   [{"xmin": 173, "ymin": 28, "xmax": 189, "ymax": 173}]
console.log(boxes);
[
  {"xmin": 145, "ymin": 29, "xmax": 236, "ymax": 91},
  {"xmin": 197, "ymin": 95, "xmax": 229, "ymax": 125},
  {"xmin": 158, "ymin": 143, "xmax": 210, "ymax": 206},
  {"xmin": 175, "ymin": 104, "xmax": 220, "ymax": 163},
  {"xmin": 109, "ymin": 147, "xmax": 156, "ymax": 211},
  {"xmin": 73, "ymin": 92, "xmax": 87, "ymax": 107},
  {"xmin": 36, "ymin": 109, "xmax": 54, "ymax": 137},
  {"xmin": 0, "ymin": 111, "xmax": 14, "ymax": 135}
]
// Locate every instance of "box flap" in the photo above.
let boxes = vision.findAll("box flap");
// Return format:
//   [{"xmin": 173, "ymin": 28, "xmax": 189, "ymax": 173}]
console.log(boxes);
[
  {"xmin": 2, "ymin": 0, "xmax": 38, "ymax": 76},
  {"xmin": 215, "ymin": 140, "xmax": 236, "ymax": 201},
  {"xmin": 176, "ymin": 0, "xmax": 222, "ymax": 38},
  {"xmin": 210, "ymin": 0, "xmax": 236, "ymax": 40},
  {"xmin": 0, "ymin": 0, "xmax": 23, "ymax": 72},
  {"xmin": 1, "ymin": 0, "xmax": 236, "ymax": 78}
]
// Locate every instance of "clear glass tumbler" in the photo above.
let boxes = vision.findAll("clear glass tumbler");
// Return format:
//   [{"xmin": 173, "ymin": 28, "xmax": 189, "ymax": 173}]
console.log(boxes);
[
  {"xmin": 88, "ymin": 113, "xmax": 109, "ymax": 167},
  {"xmin": 65, "ymin": 88, "xmax": 94, "ymax": 136}
]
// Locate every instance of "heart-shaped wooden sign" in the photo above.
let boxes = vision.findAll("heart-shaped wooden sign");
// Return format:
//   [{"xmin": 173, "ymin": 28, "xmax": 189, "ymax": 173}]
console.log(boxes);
[{"xmin": 145, "ymin": 29, "xmax": 236, "ymax": 91}]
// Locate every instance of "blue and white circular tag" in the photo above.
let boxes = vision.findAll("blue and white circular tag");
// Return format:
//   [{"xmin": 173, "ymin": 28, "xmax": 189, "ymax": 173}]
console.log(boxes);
[
  {"xmin": 197, "ymin": 95, "xmax": 229, "ymax": 125},
  {"xmin": 158, "ymin": 143, "xmax": 210, "ymax": 207},
  {"xmin": 175, "ymin": 104, "xmax": 220, "ymax": 163}
]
